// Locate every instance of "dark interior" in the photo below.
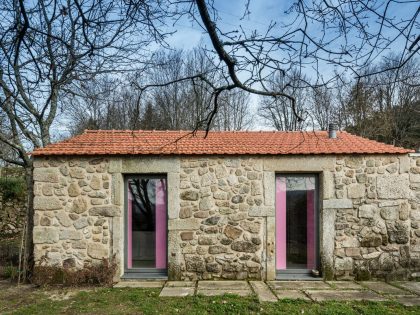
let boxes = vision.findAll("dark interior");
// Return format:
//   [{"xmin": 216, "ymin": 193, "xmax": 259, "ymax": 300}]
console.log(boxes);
[{"xmin": 286, "ymin": 189, "xmax": 308, "ymax": 269}]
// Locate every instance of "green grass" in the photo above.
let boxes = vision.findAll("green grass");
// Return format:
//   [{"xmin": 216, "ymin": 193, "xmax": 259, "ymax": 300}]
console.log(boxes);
[{"xmin": 0, "ymin": 287, "xmax": 419, "ymax": 315}]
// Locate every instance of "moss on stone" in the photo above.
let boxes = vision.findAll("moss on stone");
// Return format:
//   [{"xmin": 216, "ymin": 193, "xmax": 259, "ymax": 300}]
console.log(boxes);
[
  {"xmin": 355, "ymin": 268, "xmax": 371, "ymax": 281},
  {"xmin": 322, "ymin": 264, "xmax": 334, "ymax": 281}
]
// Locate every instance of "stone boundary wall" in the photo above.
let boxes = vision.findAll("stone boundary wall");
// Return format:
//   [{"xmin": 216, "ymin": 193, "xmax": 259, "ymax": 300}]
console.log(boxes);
[
  {"xmin": 0, "ymin": 167, "xmax": 26, "ymax": 237},
  {"xmin": 32, "ymin": 153, "xmax": 420, "ymax": 280}
]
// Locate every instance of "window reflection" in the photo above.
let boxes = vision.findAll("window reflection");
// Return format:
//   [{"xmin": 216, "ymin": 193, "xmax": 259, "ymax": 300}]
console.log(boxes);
[{"xmin": 127, "ymin": 177, "xmax": 167, "ymax": 270}]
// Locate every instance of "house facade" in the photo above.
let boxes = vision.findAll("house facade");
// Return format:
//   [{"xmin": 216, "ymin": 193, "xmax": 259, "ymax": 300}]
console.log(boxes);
[{"xmin": 31, "ymin": 130, "xmax": 420, "ymax": 281}]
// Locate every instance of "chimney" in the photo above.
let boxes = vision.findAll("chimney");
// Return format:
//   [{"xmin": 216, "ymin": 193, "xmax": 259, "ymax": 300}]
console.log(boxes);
[{"xmin": 328, "ymin": 123, "xmax": 338, "ymax": 139}]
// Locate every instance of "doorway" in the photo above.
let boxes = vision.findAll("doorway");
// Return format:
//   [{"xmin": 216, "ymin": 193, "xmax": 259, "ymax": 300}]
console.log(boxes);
[
  {"xmin": 124, "ymin": 175, "xmax": 167, "ymax": 277},
  {"xmin": 275, "ymin": 174, "xmax": 319, "ymax": 279}
]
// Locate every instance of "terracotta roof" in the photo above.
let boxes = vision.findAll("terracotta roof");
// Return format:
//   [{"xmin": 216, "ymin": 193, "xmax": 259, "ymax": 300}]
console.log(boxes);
[{"xmin": 31, "ymin": 130, "xmax": 414, "ymax": 156}]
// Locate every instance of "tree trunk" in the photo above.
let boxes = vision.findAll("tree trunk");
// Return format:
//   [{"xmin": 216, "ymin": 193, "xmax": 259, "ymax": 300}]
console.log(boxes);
[{"xmin": 22, "ymin": 163, "xmax": 34, "ymax": 282}]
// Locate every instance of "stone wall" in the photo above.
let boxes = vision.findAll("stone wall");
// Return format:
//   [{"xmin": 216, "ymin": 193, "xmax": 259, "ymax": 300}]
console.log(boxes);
[
  {"xmin": 0, "ymin": 193, "xmax": 26, "ymax": 236},
  {"xmin": 33, "ymin": 157, "xmax": 114, "ymax": 269},
  {"xmin": 32, "ymin": 153, "xmax": 420, "ymax": 281},
  {"xmin": 332, "ymin": 155, "xmax": 420, "ymax": 280},
  {"xmin": 177, "ymin": 157, "xmax": 267, "ymax": 280}
]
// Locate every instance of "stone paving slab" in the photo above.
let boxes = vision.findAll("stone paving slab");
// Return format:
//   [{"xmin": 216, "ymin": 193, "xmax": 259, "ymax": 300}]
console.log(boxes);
[
  {"xmin": 268, "ymin": 281, "xmax": 332, "ymax": 290},
  {"xmin": 306, "ymin": 290, "xmax": 387, "ymax": 302},
  {"xmin": 197, "ymin": 281, "xmax": 250, "ymax": 290},
  {"xmin": 250, "ymin": 281, "xmax": 278, "ymax": 302},
  {"xmin": 165, "ymin": 281, "xmax": 196, "ymax": 287},
  {"xmin": 393, "ymin": 282, "xmax": 420, "ymax": 295},
  {"xmin": 326, "ymin": 281, "xmax": 364, "ymax": 290},
  {"xmin": 197, "ymin": 289, "xmax": 251, "ymax": 296},
  {"xmin": 360, "ymin": 281, "xmax": 410, "ymax": 295},
  {"xmin": 275, "ymin": 290, "xmax": 310, "ymax": 300},
  {"xmin": 393, "ymin": 295, "xmax": 420, "ymax": 307},
  {"xmin": 114, "ymin": 281, "xmax": 165, "ymax": 288},
  {"xmin": 159, "ymin": 287, "xmax": 195, "ymax": 297}
]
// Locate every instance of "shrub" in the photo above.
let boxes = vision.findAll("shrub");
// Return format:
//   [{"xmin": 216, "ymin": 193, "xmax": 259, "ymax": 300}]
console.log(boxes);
[
  {"xmin": 0, "ymin": 177, "xmax": 26, "ymax": 201},
  {"xmin": 33, "ymin": 255, "xmax": 117, "ymax": 287},
  {"xmin": 0, "ymin": 238, "xmax": 20, "ymax": 265},
  {"xmin": 3, "ymin": 265, "xmax": 19, "ymax": 281}
]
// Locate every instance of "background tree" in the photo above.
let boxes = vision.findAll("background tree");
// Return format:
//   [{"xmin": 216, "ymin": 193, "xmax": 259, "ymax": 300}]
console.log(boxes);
[
  {"xmin": 67, "ymin": 49, "xmax": 253, "ymax": 132},
  {"xmin": 212, "ymin": 89, "xmax": 253, "ymax": 131},
  {"xmin": 134, "ymin": 0, "xmax": 419, "ymax": 132},
  {"xmin": 64, "ymin": 76, "xmax": 144, "ymax": 135},
  {"xmin": 258, "ymin": 71, "xmax": 310, "ymax": 131},
  {"xmin": 310, "ymin": 86, "xmax": 335, "ymax": 131},
  {"xmin": 0, "ymin": 0, "xmax": 168, "ymax": 280},
  {"xmin": 339, "ymin": 56, "xmax": 420, "ymax": 148}
]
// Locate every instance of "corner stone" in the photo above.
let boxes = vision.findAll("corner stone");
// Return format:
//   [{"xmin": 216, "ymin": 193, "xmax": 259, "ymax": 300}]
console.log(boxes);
[
  {"xmin": 33, "ymin": 227, "xmax": 59, "ymax": 244},
  {"xmin": 87, "ymin": 243, "xmax": 108, "ymax": 259},
  {"xmin": 33, "ymin": 168, "xmax": 59, "ymax": 183},
  {"xmin": 34, "ymin": 196, "xmax": 62, "ymax": 210}
]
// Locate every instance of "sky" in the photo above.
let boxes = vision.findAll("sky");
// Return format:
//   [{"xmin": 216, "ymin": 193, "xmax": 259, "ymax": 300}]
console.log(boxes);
[
  {"xmin": 167, "ymin": 0, "xmax": 292, "ymax": 50},
  {"xmin": 164, "ymin": 0, "xmax": 296, "ymax": 129},
  {"xmin": 160, "ymin": 0, "xmax": 419, "ymax": 130}
]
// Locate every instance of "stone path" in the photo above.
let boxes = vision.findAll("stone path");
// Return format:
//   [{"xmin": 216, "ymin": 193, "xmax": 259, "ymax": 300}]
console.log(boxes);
[{"xmin": 114, "ymin": 280, "xmax": 420, "ymax": 306}]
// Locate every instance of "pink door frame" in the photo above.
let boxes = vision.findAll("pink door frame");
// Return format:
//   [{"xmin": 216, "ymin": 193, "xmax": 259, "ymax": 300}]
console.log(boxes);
[
  {"xmin": 275, "ymin": 175, "xmax": 318, "ymax": 271},
  {"xmin": 275, "ymin": 176, "xmax": 287, "ymax": 270},
  {"xmin": 126, "ymin": 177, "xmax": 167, "ymax": 271},
  {"xmin": 127, "ymin": 186, "xmax": 133, "ymax": 269},
  {"xmin": 155, "ymin": 179, "xmax": 167, "ymax": 269}
]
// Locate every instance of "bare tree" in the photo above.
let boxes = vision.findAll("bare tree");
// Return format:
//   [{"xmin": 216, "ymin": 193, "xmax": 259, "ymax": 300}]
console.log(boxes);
[
  {"xmin": 0, "ymin": 0, "xmax": 168, "ymax": 280},
  {"xmin": 258, "ymin": 71, "xmax": 309, "ymax": 131},
  {"xmin": 213, "ymin": 89, "xmax": 253, "ymax": 131},
  {"xmin": 127, "ymin": 48, "xmax": 252, "ymax": 131},
  {"xmin": 132, "ymin": 0, "xmax": 419, "ymax": 132},
  {"xmin": 64, "ymin": 76, "xmax": 144, "ymax": 135},
  {"xmin": 338, "ymin": 56, "xmax": 420, "ymax": 147},
  {"xmin": 311, "ymin": 87, "xmax": 335, "ymax": 131},
  {"xmin": 69, "ymin": 48, "xmax": 253, "ymax": 132}
]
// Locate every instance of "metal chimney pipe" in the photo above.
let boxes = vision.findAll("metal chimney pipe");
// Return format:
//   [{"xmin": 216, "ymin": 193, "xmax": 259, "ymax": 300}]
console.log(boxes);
[{"xmin": 328, "ymin": 123, "xmax": 338, "ymax": 139}]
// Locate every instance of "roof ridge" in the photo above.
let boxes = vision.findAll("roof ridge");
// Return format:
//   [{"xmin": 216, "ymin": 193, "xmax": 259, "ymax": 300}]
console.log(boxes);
[{"xmin": 83, "ymin": 129, "xmax": 331, "ymax": 134}]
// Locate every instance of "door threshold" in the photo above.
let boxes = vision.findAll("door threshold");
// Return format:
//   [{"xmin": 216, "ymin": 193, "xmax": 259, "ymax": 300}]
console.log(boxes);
[
  {"xmin": 122, "ymin": 273, "xmax": 168, "ymax": 280},
  {"xmin": 276, "ymin": 272, "xmax": 322, "ymax": 281}
]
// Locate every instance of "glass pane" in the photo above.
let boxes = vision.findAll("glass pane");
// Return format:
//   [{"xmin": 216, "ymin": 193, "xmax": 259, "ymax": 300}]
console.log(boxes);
[
  {"xmin": 286, "ymin": 189, "xmax": 308, "ymax": 268},
  {"xmin": 127, "ymin": 177, "xmax": 167, "ymax": 269},
  {"xmin": 276, "ymin": 175, "xmax": 317, "ymax": 270}
]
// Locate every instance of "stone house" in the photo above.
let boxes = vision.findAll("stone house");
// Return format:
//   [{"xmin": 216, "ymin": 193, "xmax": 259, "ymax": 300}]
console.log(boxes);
[{"xmin": 31, "ymin": 129, "xmax": 420, "ymax": 281}]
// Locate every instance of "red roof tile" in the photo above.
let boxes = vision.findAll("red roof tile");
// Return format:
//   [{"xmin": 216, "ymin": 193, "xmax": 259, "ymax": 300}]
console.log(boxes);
[{"xmin": 31, "ymin": 130, "xmax": 414, "ymax": 156}]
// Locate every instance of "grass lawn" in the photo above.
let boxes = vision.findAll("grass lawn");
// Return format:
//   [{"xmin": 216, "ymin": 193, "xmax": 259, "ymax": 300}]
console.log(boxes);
[{"xmin": 1, "ymin": 286, "xmax": 419, "ymax": 315}]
